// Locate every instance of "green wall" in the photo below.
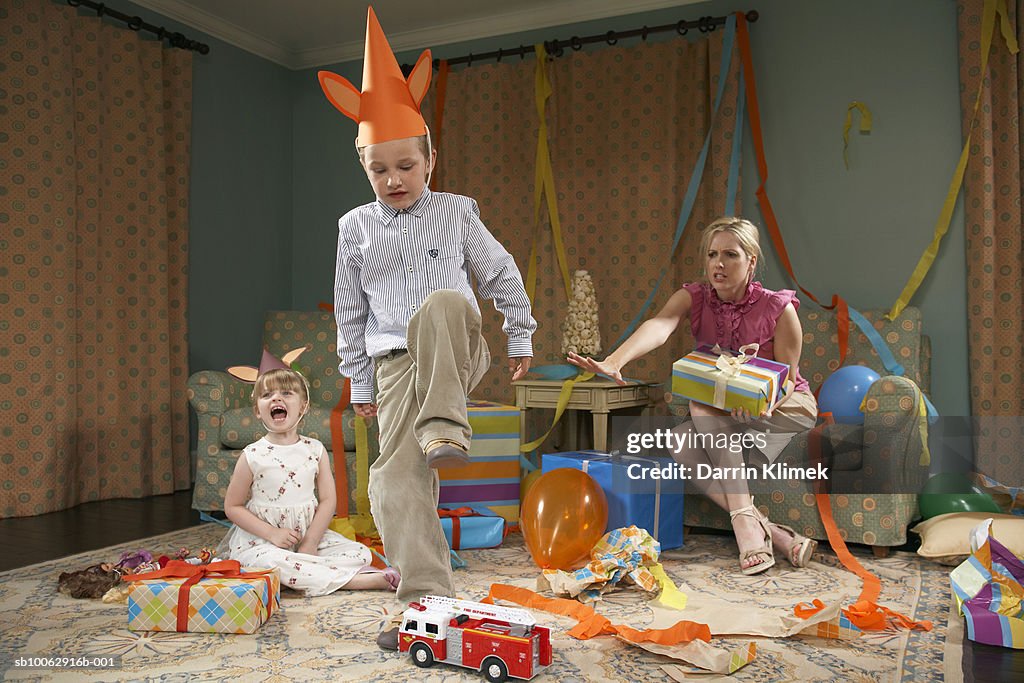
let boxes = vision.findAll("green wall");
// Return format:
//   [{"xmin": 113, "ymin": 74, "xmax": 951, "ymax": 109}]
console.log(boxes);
[{"xmin": 290, "ymin": 0, "xmax": 968, "ymax": 417}]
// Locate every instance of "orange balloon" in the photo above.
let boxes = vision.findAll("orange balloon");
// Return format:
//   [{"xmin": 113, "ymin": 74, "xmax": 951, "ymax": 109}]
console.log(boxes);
[
  {"xmin": 520, "ymin": 468, "xmax": 608, "ymax": 570},
  {"xmin": 520, "ymin": 468, "xmax": 543, "ymax": 502}
]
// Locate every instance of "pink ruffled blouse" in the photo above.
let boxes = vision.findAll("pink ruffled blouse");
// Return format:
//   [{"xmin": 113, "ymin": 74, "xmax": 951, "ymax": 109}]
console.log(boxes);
[{"xmin": 682, "ymin": 281, "xmax": 810, "ymax": 393}]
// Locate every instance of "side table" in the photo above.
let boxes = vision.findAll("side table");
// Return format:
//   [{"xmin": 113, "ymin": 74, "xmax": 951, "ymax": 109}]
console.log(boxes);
[{"xmin": 512, "ymin": 378, "xmax": 657, "ymax": 453}]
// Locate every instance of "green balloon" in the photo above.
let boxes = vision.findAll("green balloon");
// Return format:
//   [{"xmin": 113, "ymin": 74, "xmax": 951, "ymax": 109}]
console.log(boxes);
[{"xmin": 918, "ymin": 473, "xmax": 1001, "ymax": 519}]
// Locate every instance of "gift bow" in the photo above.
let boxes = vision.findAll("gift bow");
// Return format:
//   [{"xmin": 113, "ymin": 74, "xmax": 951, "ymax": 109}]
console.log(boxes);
[
  {"xmin": 125, "ymin": 560, "xmax": 276, "ymax": 632},
  {"xmin": 711, "ymin": 343, "xmax": 760, "ymax": 409}
]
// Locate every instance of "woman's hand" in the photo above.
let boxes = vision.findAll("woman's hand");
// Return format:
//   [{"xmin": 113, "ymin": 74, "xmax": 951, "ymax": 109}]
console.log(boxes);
[
  {"xmin": 267, "ymin": 526, "xmax": 302, "ymax": 550},
  {"xmin": 352, "ymin": 403, "xmax": 378, "ymax": 418},
  {"xmin": 567, "ymin": 351, "xmax": 624, "ymax": 385}
]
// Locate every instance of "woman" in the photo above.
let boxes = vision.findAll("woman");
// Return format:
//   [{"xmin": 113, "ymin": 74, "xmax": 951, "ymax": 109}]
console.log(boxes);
[{"xmin": 568, "ymin": 217, "xmax": 817, "ymax": 575}]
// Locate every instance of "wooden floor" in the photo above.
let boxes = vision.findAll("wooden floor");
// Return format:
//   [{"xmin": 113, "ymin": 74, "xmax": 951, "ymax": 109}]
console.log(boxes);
[
  {"xmin": 0, "ymin": 490, "xmax": 1020, "ymax": 681},
  {"xmin": 0, "ymin": 489, "xmax": 200, "ymax": 572}
]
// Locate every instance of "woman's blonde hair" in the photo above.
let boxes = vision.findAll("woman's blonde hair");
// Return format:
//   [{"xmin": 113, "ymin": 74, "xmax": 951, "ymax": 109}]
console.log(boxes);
[
  {"xmin": 699, "ymin": 216, "xmax": 763, "ymax": 282},
  {"xmin": 252, "ymin": 368, "xmax": 310, "ymax": 410}
]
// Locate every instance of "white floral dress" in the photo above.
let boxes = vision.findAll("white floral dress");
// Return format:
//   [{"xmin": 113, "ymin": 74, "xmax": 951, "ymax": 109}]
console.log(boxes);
[{"xmin": 216, "ymin": 436, "xmax": 372, "ymax": 596}]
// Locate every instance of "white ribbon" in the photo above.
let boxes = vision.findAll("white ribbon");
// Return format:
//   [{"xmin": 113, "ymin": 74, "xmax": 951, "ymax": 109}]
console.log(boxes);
[{"xmin": 711, "ymin": 343, "xmax": 760, "ymax": 409}]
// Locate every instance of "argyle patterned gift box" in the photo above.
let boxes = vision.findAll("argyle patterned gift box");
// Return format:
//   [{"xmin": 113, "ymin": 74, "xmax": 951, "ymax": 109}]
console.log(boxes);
[
  {"xmin": 126, "ymin": 561, "xmax": 280, "ymax": 634},
  {"xmin": 672, "ymin": 344, "xmax": 789, "ymax": 415},
  {"xmin": 438, "ymin": 401, "xmax": 521, "ymax": 523}
]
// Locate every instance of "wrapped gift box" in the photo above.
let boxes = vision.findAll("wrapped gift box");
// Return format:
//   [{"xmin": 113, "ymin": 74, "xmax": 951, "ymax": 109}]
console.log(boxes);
[
  {"xmin": 127, "ymin": 561, "xmax": 279, "ymax": 634},
  {"xmin": 542, "ymin": 451, "xmax": 685, "ymax": 550},
  {"xmin": 672, "ymin": 345, "xmax": 789, "ymax": 415},
  {"xmin": 438, "ymin": 401, "xmax": 521, "ymax": 523},
  {"xmin": 439, "ymin": 506, "xmax": 507, "ymax": 549}
]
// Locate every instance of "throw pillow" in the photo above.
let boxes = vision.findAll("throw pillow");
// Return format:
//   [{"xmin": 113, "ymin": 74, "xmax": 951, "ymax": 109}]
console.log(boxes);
[{"xmin": 910, "ymin": 512, "xmax": 1024, "ymax": 564}]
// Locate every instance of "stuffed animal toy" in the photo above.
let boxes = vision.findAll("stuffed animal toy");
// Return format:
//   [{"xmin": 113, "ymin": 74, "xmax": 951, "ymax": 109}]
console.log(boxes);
[{"xmin": 57, "ymin": 563, "xmax": 122, "ymax": 599}]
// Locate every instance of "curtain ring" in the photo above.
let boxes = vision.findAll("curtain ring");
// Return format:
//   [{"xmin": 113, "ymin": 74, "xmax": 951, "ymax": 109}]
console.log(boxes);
[
  {"xmin": 605, "ymin": 31, "xmax": 617, "ymax": 46},
  {"xmin": 570, "ymin": 36, "xmax": 582, "ymax": 51},
  {"xmin": 67, "ymin": 0, "xmax": 82, "ymax": 7},
  {"xmin": 676, "ymin": 20, "xmax": 688, "ymax": 36},
  {"xmin": 641, "ymin": 26, "xmax": 649, "ymax": 41},
  {"xmin": 554, "ymin": 44, "xmax": 564, "ymax": 58},
  {"xmin": 467, "ymin": 53, "xmax": 473, "ymax": 67},
  {"xmin": 698, "ymin": 16, "xmax": 715, "ymax": 33},
  {"xmin": 156, "ymin": 26, "xmax": 166, "ymax": 39},
  {"xmin": 519, "ymin": 44, "xmax": 525, "ymax": 60},
  {"xmin": 95, "ymin": 2, "xmax": 105, "ymax": 16},
  {"xmin": 497, "ymin": 47, "xmax": 503, "ymax": 62},
  {"xmin": 127, "ymin": 16, "xmax": 143, "ymax": 31}
]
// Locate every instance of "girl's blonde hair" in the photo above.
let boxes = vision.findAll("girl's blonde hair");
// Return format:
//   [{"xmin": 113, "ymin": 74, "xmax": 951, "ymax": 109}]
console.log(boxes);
[
  {"xmin": 252, "ymin": 368, "xmax": 310, "ymax": 409},
  {"xmin": 699, "ymin": 216, "xmax": 763, "ymax": 282}
]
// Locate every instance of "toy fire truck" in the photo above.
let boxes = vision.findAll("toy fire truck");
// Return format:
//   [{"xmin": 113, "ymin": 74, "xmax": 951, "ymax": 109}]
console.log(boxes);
[{"xmin": 398, "ymin": 595, "xmax": 552, "ymax": 682}]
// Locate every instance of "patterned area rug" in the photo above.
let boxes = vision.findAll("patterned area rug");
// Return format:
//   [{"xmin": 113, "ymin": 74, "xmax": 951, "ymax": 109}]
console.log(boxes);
[{"xmin": 0, "ymin": 523, "xmax": 961, "ymax": 682}]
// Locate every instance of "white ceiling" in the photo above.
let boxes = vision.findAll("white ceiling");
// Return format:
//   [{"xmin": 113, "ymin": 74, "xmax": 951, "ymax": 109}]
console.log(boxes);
[{"xmin": 131, "ymin": 0, "xmax": 704, "ymax": 69}]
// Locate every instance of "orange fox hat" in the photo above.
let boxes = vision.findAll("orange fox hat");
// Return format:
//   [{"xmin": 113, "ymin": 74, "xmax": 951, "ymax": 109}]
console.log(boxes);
[{"xmin": 318, "ymin": 7, "xmax": 432, "ymax": 147}]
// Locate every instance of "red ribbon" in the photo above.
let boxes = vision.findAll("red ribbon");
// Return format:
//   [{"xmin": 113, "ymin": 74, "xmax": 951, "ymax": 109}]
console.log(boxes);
[
  {"xmin": 125, "ymin": 560, "xmax": 276, "ymax": 632},
  {"xmin": 438, "ymin": 507, "xmax": 477, "ymax": 549}
]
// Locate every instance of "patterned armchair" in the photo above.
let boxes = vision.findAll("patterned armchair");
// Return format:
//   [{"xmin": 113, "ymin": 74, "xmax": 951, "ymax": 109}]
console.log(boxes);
[
  {"xmin": 187, "ymin": 311, "xmax": 379, "ymax": 512},
  {"xmin": 670, "ymin": 306, "xmax": 931, "ymax": 555}
]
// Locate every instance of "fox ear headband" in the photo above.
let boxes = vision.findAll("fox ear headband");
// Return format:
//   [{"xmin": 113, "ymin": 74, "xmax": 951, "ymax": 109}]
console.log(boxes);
[
  {"xmin": 227, "ymin": 347, "xmax": 309, "ymax": 384},
  {"xmin": 317, "ymin": 6, "xmax": 431, "ymax": 147}
]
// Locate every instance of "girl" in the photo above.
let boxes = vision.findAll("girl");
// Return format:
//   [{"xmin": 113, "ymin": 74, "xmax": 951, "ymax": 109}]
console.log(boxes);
[{"xmin": 217, "ymin": 366, "xmax": 399, "ymax": 595}]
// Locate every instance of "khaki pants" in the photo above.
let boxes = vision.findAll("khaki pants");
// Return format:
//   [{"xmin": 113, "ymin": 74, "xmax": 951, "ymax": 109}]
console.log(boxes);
[{"xmin": 369, "ymin": 290, "xmax": 490, "ymax": 606}]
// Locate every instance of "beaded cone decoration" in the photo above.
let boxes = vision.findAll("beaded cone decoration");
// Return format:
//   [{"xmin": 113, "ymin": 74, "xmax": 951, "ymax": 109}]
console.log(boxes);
[{"xmin": 561, "ymin": 270, "xmax": 602, "ymax": 356}]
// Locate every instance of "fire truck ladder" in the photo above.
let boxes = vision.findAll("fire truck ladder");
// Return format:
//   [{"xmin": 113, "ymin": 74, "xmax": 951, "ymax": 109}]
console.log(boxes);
[{"xmin": 419, "ymin": 596, "xmax": 536, "ymax": 627}]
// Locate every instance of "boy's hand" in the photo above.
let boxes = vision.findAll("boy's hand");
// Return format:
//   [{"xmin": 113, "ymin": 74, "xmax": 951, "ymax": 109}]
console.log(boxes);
[
  {"xmin": 353, "ymin": 403, "xmax": 378, "ymax": 418},
  {"xmin": 267, "ymin": 527, "xmax": 302, "ymax": 550},
  {"xmin": 509, "ymin": 357, "xmax": 531, "ymax": 381}
]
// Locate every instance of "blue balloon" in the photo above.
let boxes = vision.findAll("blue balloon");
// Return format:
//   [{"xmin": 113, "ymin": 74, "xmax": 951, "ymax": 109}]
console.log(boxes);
[{"xmin": 818, "ymin": 365, "xmax": 881, "ymax": 424}]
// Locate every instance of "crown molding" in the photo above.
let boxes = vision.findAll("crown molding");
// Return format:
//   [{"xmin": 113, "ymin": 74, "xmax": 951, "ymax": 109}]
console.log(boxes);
[
  {"xmin": 130, "ymin": 0, "xmax": 294, "ymax": 66},
  {"xmin": 132, "ymin": 0, "xmax": 706, "ymax": 70},
  {"xmin": 298, "ymin": 0, "xmax": 705, "ymax": 70}
]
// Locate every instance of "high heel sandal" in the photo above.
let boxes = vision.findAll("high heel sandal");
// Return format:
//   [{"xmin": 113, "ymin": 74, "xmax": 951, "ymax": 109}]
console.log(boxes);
[
  {"xmin": 728, "ymin": 503, "xmax": 776, "ymax": 575},
  {"xmin": 771, "ymin": 522, "xmax": 817, "ymax": 568}
]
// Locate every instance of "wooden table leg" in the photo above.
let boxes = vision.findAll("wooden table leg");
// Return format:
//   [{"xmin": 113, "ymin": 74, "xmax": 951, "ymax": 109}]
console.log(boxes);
[{"xmin": 593, "ymin": 412, "xmax": 609, "ymax": 452}]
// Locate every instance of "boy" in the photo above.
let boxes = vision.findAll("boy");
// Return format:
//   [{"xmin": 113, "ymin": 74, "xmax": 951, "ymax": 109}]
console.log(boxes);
[{"xmin": 318, "ymin": 7, "xmax": 536, "ymax": 649}]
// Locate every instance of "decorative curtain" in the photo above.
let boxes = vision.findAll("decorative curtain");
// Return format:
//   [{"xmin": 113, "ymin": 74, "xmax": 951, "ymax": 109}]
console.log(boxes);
[
  {"xmin": 957, "ymin": 0, "xmax": 1024, "ymax": 485},
  {"xmin": 0, "ymin": 1, "xmax": 192, "ymax": 516},
  {"xmin": 425, "ymin": 31, "xmax": 741, "ymax": 403}
]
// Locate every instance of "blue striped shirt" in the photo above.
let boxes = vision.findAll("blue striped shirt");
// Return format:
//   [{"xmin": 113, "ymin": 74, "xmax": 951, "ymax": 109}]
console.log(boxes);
[{"xmin": 334, "ymin": 188, "xmax": 537, "ymax": 403}]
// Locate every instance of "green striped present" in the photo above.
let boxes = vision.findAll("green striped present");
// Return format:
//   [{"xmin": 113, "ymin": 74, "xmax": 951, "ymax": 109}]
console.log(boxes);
[{"xmin": 671, "ymin": 344, "xmax": 788, "ymax": 415}]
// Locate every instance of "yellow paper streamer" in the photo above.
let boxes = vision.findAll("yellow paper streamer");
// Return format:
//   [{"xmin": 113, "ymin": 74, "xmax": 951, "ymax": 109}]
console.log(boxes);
[
  {"xmin": 887, "ymin": 0, "xmax": 1018, "ymax": 320},
  {"xmin": 842, "ymin": 101, "xmax": 872, "ymax": 169},
  {"xmin": 650, "ymin": 562, "xmax": 688, "ymax": 610},
  {"xmin": 329, "ymin": 415, "xmax": 378, "ymax": 539},
  {"xmin": 525, "ymin": 44, "xmax": 572, "ymax": 304},
  {"xmin": 519, "ymin": 371, "xmax": 595, "ymax": 453}
]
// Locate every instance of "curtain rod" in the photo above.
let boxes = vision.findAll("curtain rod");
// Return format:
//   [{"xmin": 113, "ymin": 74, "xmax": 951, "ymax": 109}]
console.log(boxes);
[
  {"xmin": 403, "ymin": 10, "xmax": 757, "ymax": 72},
  {"xmin": 66, "ymin": 0, "xmax": 210, "ymax": 54}
]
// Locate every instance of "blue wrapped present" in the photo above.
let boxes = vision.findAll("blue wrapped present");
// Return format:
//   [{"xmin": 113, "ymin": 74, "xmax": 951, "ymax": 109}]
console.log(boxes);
[
  {"xmin": 438, "ymin": 505, "xmax": 506, "ymax": 550},
  {"xmin": 542, "ymin": 451, "xmax": 685, "ymax": 549}
]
